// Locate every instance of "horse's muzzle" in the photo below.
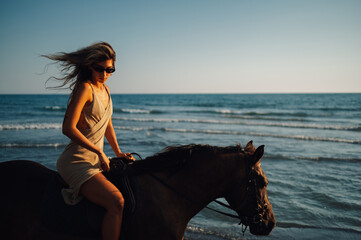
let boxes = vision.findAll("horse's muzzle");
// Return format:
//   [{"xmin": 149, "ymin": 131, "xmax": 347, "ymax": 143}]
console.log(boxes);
[{"xmin": 250, "ymin": 219, "xmax": 276, "ymax": 235}]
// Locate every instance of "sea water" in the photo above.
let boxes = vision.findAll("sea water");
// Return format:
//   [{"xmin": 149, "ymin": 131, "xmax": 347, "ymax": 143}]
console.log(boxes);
[{"xmin": 0, "ymin": 93, "xmax": 360, "ymax": 239}]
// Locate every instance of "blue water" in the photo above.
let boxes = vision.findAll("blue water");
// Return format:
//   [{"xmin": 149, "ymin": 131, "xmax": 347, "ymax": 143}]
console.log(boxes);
[{"xmin": 1, "ymin": 93, "xmax": 360, "ymax": 239}]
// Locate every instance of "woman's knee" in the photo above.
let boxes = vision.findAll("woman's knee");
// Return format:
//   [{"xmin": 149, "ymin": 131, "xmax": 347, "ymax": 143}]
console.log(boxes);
[{"xmin": 108, "ymin": 192, "xmax": 125, "ymax": 214}]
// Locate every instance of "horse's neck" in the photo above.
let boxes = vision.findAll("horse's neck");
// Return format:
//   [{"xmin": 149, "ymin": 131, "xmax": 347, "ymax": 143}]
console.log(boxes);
[
  {"xmin": 131, "ymin": 153, "xmax": 245, "ymax": 238},
  {"xmin": 164, "ymin": 153, "xmax": 245, "ymax": 215}
]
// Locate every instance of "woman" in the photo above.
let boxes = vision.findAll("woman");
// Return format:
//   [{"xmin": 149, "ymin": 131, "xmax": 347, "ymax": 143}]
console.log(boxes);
[{"xmin": 43, "ymin": 42, "xmax": 134, "ymax": 240}]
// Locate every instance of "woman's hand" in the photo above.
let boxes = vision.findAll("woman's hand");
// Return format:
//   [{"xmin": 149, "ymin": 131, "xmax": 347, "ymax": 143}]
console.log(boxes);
[
  {"xmin": 116, "ymin": 152, "xmax": 135, "ymax": 161},
  {"xmin": 98, "ymin": 151, "xmax": 110, "ymax": 172}
]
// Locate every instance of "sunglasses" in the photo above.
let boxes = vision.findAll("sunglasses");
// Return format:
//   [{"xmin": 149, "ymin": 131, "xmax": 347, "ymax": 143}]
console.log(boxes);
[{"xmin": 92, "ymin": 65, "xmax": 116, "ymax": 74}]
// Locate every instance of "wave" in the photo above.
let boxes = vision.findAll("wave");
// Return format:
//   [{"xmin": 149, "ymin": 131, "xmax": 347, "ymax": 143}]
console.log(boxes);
[
  {"xmin": 43, "ymin": 106, "xmax": 167, "ymax": 114},
  {"xmin": 186, "ymin": 222, "xmax": 361, "ymax": 239},
  {"xmin": 113, "ymin": 125, "xmax": 360, "ymax": 144},
  {"xmin": 0, "ymin": 123, "xmax": 62, "ymax": 131},
  {"xmin": 113, "ymin": 108, "xmax": 164, "ymax": 114},
  {"xmin": 276, "ymin": 222, "xmax": 361, "ymax": 234},
  {"xmin": 162, "ymin": 128, "xmax": 361, "ymax": 144},
  {"xmin": 114, "ymin": 126, "xmax": 154, "ymax": 131},
  {"xmin": 0, "ymin": 143, "xmax": 66, "ymax": 148},
  {"xmin": 264, "ymin": 154, "xmax": 361, "ymax": 163},
  {"xmin": 300, "ymin": 106, "xmax": 361, "ymax": 112},
  {"xmin": 185, "ymin": 109, "xmax": 313, "ymax": 118},
  {"xmin": 42, "ymin": 106, "xmax": 163, "ymax": 115},
  {"xmin": 113, "ymin": 107, "xmax": 332, "ymax": 120},
  {"xmin": 113, "ymin": 117, "xmax": 360, "ymax": 131},
  {"xmin": 258, "ymin": 122, "xmax": 360, "ymax": 131},
  {"xmin": 241, "ymin": 121, "xmax": 360, "ymax": 131},
  {"xmin": 44, "ymin": 106, "xmax": 66, "ymax": 111},
  {"xmin": 113, "ymin": 117, "xmax": 236, "ymax": 125},
  {"xmin": 113, "ymin": 107, "xmax": 353, "ymax": 123},
  {"xmin": 222, "ymin": 110, "xmax": 310, "ymax": 117},
  {"xmin": 186, "ymin": 225, "xmax": 241, "ymax": 240}
]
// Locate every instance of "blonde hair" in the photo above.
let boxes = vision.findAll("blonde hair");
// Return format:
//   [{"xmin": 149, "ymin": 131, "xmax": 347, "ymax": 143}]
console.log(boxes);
[{"xmin": 43, "ymin": 42, "xmax": 116, "ymax": 92}]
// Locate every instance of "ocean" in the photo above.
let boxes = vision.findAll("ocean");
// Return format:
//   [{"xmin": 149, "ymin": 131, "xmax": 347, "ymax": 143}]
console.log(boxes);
[{"xmin": 0, "ymin": 93, "xmax": 360, "ymax": 239}]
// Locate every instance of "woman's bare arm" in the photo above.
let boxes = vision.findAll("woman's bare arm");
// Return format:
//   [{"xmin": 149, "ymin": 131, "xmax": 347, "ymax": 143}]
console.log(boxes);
[
  {"xmin": 105, "ymin": 118, "xmax": 122, "ymax": 156},
  {"xmin": 105, "ymin": 118, "xmax": 135, "ymax": 160}
]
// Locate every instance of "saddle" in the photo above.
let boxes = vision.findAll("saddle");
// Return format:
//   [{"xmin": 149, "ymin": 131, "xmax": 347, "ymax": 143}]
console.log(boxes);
[{"xmin": 41, "ymin": 158, "xmax": 138, "ymax": 238}]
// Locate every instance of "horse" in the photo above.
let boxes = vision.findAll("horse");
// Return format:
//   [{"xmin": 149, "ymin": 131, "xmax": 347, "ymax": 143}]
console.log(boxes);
[{"xmin": 0, "ymin": 141, "xmax": 275, "ymax": 240}]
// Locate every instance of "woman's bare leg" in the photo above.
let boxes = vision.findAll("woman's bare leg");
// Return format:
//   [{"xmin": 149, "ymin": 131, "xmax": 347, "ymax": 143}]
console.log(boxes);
[{"xmin": 81, "ymin": 173, "xmax": 124, "ymax": 240}]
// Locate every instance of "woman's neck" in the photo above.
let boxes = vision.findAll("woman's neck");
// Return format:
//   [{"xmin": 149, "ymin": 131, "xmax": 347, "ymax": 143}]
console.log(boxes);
[{"xmin": 89, "ymin": 81, "xmax": 104, "ymax": 90}]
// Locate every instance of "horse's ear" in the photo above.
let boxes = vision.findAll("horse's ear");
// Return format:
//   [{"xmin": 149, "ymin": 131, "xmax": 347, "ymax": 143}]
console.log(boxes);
[
  {"xmin": 250, "ymin": 145, "xmax": 265, "ymax": 166},
  {"xmin": 245, "ymin": 140, "xmax": 254, "ymax": 151}
]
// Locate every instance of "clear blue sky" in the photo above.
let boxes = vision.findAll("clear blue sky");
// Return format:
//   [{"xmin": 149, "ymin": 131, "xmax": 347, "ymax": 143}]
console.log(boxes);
[{"xmin": 1, "ymin": 0, "xmax": 360, "ymax": 94}]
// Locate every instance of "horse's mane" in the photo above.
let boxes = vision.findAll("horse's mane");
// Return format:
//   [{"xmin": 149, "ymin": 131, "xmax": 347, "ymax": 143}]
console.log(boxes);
[
  {"xmin": 130, "ymin": 144, "xmax": 244, "ymax": 175},
  {"xmin": 146, "ymin": 144, "xmax": 244, "ymax": 161}
]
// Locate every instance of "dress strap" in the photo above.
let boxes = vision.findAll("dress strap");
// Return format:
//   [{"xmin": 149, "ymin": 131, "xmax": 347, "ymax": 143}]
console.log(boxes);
[
  {"xmin": 104, "ymin": 85, "xmax": 110, "ymax": 100},
  {"xmin": 87, "ymin": 82, "xmax": 96, "ymax": 101}
]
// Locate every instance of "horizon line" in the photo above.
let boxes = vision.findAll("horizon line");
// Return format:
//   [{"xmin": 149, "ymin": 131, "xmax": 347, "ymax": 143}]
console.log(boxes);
[{"xmin": 1, "ymin": 92, "xmax": 360, "ymax": 95}]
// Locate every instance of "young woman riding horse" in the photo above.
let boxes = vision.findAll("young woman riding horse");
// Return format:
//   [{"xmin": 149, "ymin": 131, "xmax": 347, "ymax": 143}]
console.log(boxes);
[{"xmin": 43, "ymin": 42, "xmax": 135, "ymax": 240}]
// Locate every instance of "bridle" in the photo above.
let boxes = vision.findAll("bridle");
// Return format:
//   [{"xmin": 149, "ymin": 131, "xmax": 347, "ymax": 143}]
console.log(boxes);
[
  {"xmin": 129, "ymin": 152, "xmax": 268, "ymax": 235},
  {"xmin": 206, "ymin": 165, "xmax": 268, "ymax": 235},
  {"xmin": 227, "ymin": 168, "xmax": 269, "ymax": 234}
]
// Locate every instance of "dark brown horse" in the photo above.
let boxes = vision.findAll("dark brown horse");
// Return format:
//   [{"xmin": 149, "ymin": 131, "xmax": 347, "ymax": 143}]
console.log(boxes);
[{"xmin": 0, "ymin": 141, "xmax": 275, "ymax": 240}]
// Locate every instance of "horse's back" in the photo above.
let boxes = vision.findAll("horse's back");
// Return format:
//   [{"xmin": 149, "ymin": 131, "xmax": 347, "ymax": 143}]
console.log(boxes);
[{"xmin": 0, "ymin": 160, "xmax": 55, "ymax": 195}]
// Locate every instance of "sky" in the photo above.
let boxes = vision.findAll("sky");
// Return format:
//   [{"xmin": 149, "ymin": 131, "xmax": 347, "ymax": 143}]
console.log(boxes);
[{"xmin": 0, "ymin": 0, "xmax": 360, "ymax": 94}]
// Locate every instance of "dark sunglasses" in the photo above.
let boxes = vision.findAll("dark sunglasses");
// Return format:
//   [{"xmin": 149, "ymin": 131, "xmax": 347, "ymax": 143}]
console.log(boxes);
[{"xmin": 92, "ymin": 65, "xmax": 116, "ymax": 74}]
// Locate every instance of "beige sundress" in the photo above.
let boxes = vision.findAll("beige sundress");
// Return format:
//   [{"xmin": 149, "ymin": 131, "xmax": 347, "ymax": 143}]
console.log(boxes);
[{"xmin": 57, "ymin": 83, "xmax": 113, "ymax": 205}]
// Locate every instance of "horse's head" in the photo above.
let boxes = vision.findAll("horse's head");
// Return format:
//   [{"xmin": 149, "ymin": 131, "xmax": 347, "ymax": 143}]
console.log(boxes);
[{"xmin": 225, "ymin": 141, "xmax": 276, "ymax": 235}]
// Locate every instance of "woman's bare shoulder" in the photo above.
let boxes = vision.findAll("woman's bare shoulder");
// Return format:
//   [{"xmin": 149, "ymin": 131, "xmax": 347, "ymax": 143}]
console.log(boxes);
[
  {"xmin": 77, "ymin": 82, "xmax": 92, "ymax": 92},
  {"xmin": 71, "ymin": 82, "xmax": 93, "ymax": 103}
]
